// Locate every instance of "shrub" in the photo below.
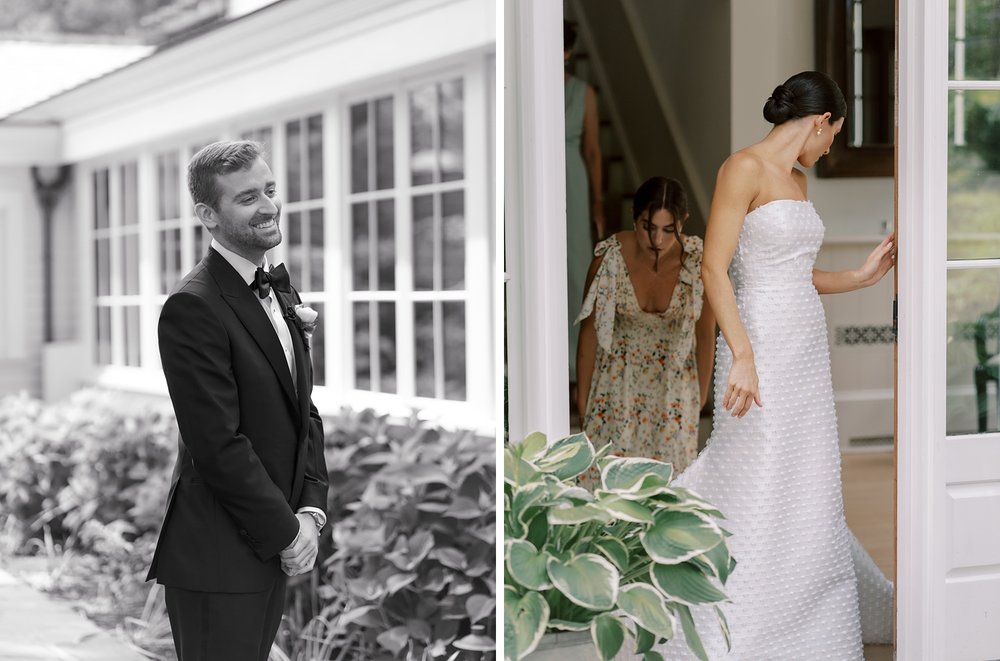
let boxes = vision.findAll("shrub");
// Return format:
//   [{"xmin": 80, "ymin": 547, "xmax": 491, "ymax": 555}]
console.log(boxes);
[
  {"xmin": 966, "ymin": 100, "xmax": 1000, "ymax": 172},
  {"xmin": 0, "ymin": 392, "xmax": 496, "ymax": 661},
  {"xmin": 274, "ymin": 409, "xmax": 496, "ymax": 660},
  {"xmin": 0, "ymin": 389, "xmax": 174, "ymax": 554},
  {"xmin": 504, "ymin": 433, "xmax": 733, "ymax": 661}
]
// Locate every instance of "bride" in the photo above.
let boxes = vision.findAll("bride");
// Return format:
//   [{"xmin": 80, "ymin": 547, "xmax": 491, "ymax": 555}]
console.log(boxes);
[{"xmin": 656, "ymin": 71, "xmax": 895, "ymax": 659}]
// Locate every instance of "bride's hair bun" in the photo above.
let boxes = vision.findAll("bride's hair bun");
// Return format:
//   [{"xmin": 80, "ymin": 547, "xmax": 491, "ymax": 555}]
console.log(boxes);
[
  {"xmin": 761, "ymin": 72, "xmax": 847, "ymax": 126},
  {"xmin": 763, "ymin": 84, "xmax": 797, "ymax": 124}
]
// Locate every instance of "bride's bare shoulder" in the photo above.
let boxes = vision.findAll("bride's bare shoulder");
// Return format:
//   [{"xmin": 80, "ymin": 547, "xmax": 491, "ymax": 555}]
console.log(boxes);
[{"xmin": 718, "ymin": 149, "xmax": 764, "ymax": 181}]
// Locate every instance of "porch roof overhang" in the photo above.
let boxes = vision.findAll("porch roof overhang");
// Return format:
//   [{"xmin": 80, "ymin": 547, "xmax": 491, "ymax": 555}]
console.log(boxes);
[
  {"xmin": 3, "ymin": 0, "xmax": 495, "ymax": 163},
  {"xmin": 0, "ymin": 123, "xmax": 61, "ymax": 166}
]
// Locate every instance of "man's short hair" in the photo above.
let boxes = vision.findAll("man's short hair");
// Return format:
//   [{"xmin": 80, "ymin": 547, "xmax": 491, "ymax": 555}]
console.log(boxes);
[{"xmin": 188, "ymin": 140, "xmax": 264, "ymax": 209}]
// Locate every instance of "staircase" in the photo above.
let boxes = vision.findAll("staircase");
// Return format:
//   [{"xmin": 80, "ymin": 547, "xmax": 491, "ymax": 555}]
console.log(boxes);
[
  {"xmin": 564, "ymin": 0, "xmax": 712, "ymax": 238},
  {"xmin": 564, "ymin": 8, "xmax": 639, "ymax": 238}
]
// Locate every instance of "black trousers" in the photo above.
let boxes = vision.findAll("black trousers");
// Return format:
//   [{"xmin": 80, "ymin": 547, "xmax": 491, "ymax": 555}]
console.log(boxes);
[{"xmin": 164, "ymin": 574, "xmax": 287, "ymax": 661}]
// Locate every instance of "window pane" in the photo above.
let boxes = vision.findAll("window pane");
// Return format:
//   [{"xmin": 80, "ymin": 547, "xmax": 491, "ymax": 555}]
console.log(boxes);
[
  {"xmin": 950, "ymin": 0, "xmax": 1000, "ymax": 80},
  {"xmin": 95, "ymin": 306, "xmax": 111, "ymax": 365},
  {"xmin": 440, "ymin": 79, "xmax": 464, "ymax": 182},
  {"xmin": 94, "ymin": 169, "xmax": 109, "ymax": 230},
  {"xmin": 947, "ymin": 267, "xmax": 1000, "ymax": 434},
  {"xmin": 286, "ymin": 119, "xmax": 302, "ymax": 203},
  {"xmin": 157, "ymin": 152, "xmax": 179, "ymax": 221},
  {"xmin": 352, "ymin": 202, "xmax": 370, "ymax": 290},
  {"xmin": 353, "ymin": 302, "xmax": 371, "ymax": 390},
  {"xmin": 122, "ymin": 233, "xmax": 140, "ymax": 295},
  {"xmin": 95, "ymin": 237, "xmax": 110, "ymax": 296},
  {"xmin": 378, "ymin": 302, "xmax": 397, "ymax": 394},
  {"xmin": 414, "ymin": 301, "xmax": 436, "ymax": 397},
  {"xmin": 309, "ymin": 209, "xmax": 324, "ymax": 292},
  {"xmin": 160, "ymin": 228, "xmax": 182, "ymax": 294},
  {"xmin": 350, "ymin": 103, "xmax": 369, "ymax": 193},
  {"xmin": 307, "ymin": 114, "xmax": 324, "ymax": 199},
  {"xmin": 310, "ymin": 302, "xmax": 325, "ymax": 386},
  {"xmin": 442, "ymin": 191, "xmax": 465, "ymax": 290},
  {"xmin": 377, "ymin": 200, "xmax": 395, "ymax": 291},
  {"xmin": 121, "ymin": 162, "xmax": 138, "ymax": 226},
  {"xmin": 288, "ymin": 211, "xmax": 305, "ymax": 290},
  {"xmin": 375, "ymin": 96, "xmax": 394, "ymax": 190},
  {"xmin": 412, "ymin": 194, "xmax": 434, "ymax": 290},
  {"xmin": 948, "ymin": 90, "xmax": 1000, "ymax": 259},
  {"xmin": 410, "ymin": 84, "xmax": 436, "ymax": 185},
  {"xmin": 442, "ymin": 301, "xmax": 466, "ymax": 400},
  {"xmin": 124, "ymin": 305, "xmax": 141, "ymax": 367}
]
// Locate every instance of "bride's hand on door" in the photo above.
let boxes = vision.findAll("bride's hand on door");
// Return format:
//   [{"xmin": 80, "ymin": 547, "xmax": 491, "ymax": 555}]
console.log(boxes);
[
  {"xmin": 723, "ymin": 355, "xmax": 762, "ymax": 417},
  {"xmin": 855, "ymin": 233, "xmax": 896, "ymax": 288}
]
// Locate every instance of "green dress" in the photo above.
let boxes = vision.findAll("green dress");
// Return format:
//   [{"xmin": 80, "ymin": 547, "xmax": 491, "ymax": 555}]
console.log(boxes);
[{"xmin": 565, "ymin": 76, "xmax": 591, "ymax": 381}]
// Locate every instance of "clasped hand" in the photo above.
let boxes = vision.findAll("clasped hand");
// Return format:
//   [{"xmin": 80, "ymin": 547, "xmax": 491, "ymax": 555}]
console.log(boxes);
[
  {"xmin": 279, "ymin": 513, "xmax": 319, "ymax": 576},
  {"xmin": 723, "ymin": 355, "xmax": 762, "ymax": 418}
]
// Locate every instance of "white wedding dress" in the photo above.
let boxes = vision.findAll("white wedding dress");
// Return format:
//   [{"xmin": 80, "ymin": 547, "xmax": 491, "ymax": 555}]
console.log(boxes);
[{"xmin": 653, "ymin": 200, "xmax": 893, "ymax": 660}]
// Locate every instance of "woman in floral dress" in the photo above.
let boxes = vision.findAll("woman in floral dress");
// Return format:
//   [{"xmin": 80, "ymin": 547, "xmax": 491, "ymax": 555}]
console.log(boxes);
[{"xmin": 575, "ymin": 177, "xmax": 716, "ymax": 480}]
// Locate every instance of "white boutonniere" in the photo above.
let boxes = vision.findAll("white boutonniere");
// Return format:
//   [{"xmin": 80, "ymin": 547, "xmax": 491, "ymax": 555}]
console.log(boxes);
[{"xmin": 292, "ymin": 304, "xmax": 318, "ymax": 349}]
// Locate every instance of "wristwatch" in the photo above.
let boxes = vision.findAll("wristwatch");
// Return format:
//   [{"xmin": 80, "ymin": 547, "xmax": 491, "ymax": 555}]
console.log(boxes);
[{"xmin": 304, "ymin": 511, "xmax": 324, "ymax": 532}]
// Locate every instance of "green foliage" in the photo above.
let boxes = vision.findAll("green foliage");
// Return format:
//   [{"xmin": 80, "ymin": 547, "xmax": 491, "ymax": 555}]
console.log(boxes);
[
  {"xmin": 966, "ymin": 100, "xmax": 1000, "ymax": 172},
  {"xmin": 949, "ymin": 0, "xmax": 1000, "ymax": 81},
  {"xmin": 503, "ymin": 433, "xmax": 733, "ymax": 661}
]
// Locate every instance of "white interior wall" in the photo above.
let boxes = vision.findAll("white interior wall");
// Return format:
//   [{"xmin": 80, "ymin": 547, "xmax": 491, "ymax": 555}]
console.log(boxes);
[{"xmin": 731, "ymin": 0, "xmax": 894, "ymax": 237}]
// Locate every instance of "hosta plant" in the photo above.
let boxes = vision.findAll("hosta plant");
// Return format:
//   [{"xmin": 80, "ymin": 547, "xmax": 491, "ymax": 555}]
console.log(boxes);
[{"xmin": 503, "ymin": 432, "xmax": 734, "ymax": 661}]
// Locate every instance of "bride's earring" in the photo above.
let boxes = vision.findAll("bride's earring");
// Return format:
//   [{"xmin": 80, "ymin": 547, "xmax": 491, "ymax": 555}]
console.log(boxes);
[{"xmin": 816, "ymin": 128, "xmax": 823, "ymax": 136}]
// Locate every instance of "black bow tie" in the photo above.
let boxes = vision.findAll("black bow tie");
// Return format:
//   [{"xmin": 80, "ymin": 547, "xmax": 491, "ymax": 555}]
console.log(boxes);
[{"xmin": 251, "ymin": 263, "xmax": 291, "ymax": 299}]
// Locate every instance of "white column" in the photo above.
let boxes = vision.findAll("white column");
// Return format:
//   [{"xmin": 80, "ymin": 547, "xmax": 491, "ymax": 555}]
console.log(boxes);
[{"xmin": 504, "ymin": 0, "xmax": 569, "ymax": 443}]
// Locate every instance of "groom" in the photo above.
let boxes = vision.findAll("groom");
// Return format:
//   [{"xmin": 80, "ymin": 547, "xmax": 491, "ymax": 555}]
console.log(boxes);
[{"xmin": 147, "ymin": 140, "xmax": 329, "ymax": 661}]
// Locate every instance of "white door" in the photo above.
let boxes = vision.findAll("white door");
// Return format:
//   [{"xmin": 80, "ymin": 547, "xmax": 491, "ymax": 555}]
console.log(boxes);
[{"xmin": 898, "ymin": 1, "xmax": 1000, "ymax": 659}]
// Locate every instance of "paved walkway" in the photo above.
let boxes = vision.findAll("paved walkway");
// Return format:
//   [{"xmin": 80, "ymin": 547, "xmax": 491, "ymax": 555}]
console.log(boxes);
[{"xmin": 0, "ymin": 567, "xmax": 146, "ymax": 661}]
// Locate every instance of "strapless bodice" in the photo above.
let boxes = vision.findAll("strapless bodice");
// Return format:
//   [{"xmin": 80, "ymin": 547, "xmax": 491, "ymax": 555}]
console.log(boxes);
[{"xmin": 729, "ymin": 199, "xmax": 824, "ymax": 290}]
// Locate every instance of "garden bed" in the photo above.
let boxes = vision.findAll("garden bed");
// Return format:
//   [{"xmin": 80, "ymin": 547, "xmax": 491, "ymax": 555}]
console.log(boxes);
[{"xmin": 0, "ymin": 389, "xmax": 496, "ymax": 661}]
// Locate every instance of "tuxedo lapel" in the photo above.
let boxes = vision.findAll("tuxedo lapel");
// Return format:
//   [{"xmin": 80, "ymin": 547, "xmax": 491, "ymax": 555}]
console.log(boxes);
[
  {"xmin": 204, "ymin": 250, "xmax": 298, "ymax": 412},
  {"xmin": 273, "ymin": 288, "xmax": 314, "ymax": 506},
  {"xmin": 273, "ymin": 289, "xmax": 311, "ymax": 424}
]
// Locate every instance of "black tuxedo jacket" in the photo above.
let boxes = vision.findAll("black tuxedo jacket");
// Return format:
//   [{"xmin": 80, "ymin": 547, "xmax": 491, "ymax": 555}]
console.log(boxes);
[{"xmin": 147, "ymin": 248, "xmax": 328, "ymax": 593}]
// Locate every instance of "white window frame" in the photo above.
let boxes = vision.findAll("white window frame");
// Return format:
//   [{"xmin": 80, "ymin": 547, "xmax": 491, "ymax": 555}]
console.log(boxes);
[{"xmin": 322, "ymin": 58, "xmax": 493, "ymax": 429}]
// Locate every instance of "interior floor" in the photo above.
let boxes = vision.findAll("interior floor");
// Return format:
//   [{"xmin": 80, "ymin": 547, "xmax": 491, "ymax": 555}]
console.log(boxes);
[{"xmin": 843, "ymin": 450, "xmax": 895, "ymax": 660}]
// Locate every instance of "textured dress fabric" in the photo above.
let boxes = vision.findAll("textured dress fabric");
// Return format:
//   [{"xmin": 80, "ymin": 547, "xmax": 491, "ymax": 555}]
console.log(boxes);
[
  {"xmin": 576, "ymin": 234, "xmax": 704, "ymax": 484},
  {"xmin": 566, "ymin": 75, "xmax": 591, "ymax": 381},
  {"xmin": 649, "ymin": 200, "xmax": 894, "ymax": 660}
]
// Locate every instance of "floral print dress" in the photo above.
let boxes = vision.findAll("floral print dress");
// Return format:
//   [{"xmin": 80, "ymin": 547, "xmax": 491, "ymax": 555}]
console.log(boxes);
[{"xmin": 576, "ymin": 234, "xmax": 704, "ymax": 483}]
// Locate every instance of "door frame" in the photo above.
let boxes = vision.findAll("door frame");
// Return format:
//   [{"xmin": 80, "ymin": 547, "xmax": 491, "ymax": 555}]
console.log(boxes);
[{"xmin": 896, "ymin": 0, "xmax": 949, "ymax": 657}]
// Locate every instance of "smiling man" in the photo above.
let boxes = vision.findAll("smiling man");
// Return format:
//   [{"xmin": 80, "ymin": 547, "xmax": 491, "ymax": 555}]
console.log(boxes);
[{"xmin": 146, "ymin": 140, "xmax": 329, "ymax": 661}]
